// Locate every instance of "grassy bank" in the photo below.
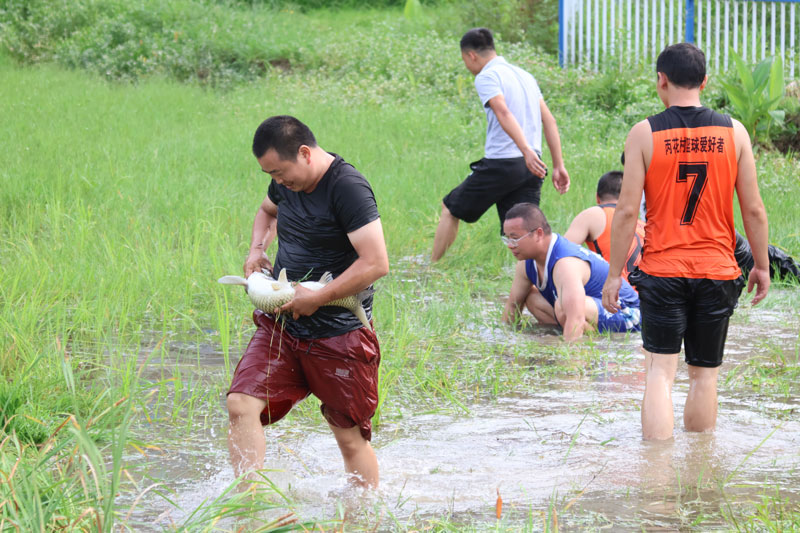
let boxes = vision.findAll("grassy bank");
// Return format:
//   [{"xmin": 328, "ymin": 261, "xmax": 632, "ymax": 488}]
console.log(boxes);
[{"xmin": 2, "ymin": 2, "xmax": 799, "ymax": 529}]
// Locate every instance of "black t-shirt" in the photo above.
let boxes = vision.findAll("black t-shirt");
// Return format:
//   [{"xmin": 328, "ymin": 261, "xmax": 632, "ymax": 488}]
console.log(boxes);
[{"xmin": 268, "ymin": 154, "xmax": 380, "ymax": 339}]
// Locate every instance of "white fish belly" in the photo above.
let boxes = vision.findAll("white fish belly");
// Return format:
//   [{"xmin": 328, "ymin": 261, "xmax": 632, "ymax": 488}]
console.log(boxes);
[{"xmin": 248, "ymin": 290, "xmax": 293, "ymax": 312}]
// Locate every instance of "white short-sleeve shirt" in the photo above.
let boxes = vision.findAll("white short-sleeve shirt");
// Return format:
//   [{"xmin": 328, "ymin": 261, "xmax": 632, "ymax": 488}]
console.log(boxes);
[{"xmin": 474, "ymin": 56, "xmax": 543, "ymax": 159}]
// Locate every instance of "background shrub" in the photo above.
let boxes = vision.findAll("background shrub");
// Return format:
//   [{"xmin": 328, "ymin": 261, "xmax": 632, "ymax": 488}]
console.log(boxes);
[{"xmin": 460, "ymin": 0, "xmax": 560, "ymax": 53}]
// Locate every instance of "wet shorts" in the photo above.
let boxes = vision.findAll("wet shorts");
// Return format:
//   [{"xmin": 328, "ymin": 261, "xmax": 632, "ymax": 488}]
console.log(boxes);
[
  {"xmin": 228, "ymin": 310, "xmax": 381, "ymax": 440},
  {"xmin": 443, "ymin": 157, "xmax": 544, "ymax": 228},
  {"xmin": 591, "ymin": 297, "xmax": 641, "ymax": 333},
  {"xmin": 627, "ymin": 269, "xmax": 744, "ymax": 368}
]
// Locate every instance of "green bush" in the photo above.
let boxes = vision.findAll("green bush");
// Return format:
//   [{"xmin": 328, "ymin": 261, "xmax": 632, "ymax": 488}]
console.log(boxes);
[
  {"xmin": 460, "ymin": 0, "xmax": 560, "ymax": 54},
  {"xmin": 772, "ymin": 90, "xmax": 800, "ymax": 155},
  {"xmin": 0, "ymin": 0, "xmax": 562, "ymax": 87},
  {"xmin": 0, "ymin": 0, "xmax": 307, "ymax": 86},
  {"xmin": 720, "ymin": 48, "xmax": 785, "ymax": 144},
  {"xmin": 217, "ymin": 0, "xmax": 404, "ymax": 8}
]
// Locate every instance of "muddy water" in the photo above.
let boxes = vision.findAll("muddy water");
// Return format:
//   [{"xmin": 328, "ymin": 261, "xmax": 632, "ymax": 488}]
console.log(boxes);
[{"xmin": 123, "ymin": 291, "xmax": 800, "ymax": 530}]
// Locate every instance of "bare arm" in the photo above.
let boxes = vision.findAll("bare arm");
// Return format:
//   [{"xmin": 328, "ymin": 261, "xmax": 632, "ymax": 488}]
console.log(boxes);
[
  {"xmin": 244, "ymin": 195, "xmax": 278, "ymax": 276},
  {"xmin": 564, "ymin": 206, "xmax": 605, "ymax": 247},
  {"xmin": 553, "ymin": 257, "xmax": 590, "ymax": 341},
  {"xmin": 282, "ymin": 218, "xmax": 390, "ymax": 318},
  {"xmin": 488, "ymin": 94, "xmax": 547, "ymax": 178},
  {"xmin": 503, "ymin": 260, "xmax": 533, "ymax": 325},
  {"xmin": 733, "ymin": 119, "xmax": 770, "ymax": 305},
  {"xmin": 540, "ymin": 98, "xmax": 570, "ymax": 194},
  {"xmin": 602, "ymin": 120, "xmax": 648, "ymax": 312}
]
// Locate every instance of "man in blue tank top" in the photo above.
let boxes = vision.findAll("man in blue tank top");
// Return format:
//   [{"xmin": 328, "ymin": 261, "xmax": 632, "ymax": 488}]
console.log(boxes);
[{"xmin": 502, "ymin": 203, "xmax": 640, "ymax": 341}]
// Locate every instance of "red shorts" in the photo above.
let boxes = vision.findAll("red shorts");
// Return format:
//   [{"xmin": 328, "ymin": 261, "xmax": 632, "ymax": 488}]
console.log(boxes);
[{"xmin": 228, "ymin": 310, "xmax": 381, "ymax": 440}]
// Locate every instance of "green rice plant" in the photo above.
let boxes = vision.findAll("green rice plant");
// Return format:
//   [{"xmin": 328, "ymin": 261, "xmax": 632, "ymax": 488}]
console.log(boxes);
[
  {"xmin": 0, "ymin": 396, "xmax": 130, "ymax": 531},
  {"xmin": 0, "ymin": 397, "xmax": 314, "ymax": 531},
  {"xmin": 165, "ymin": 471, "xmax": 322, "ymax": 532},
  {"xmin": 214, "ymin": 290, "xmax": 234, "ymax": 384}
]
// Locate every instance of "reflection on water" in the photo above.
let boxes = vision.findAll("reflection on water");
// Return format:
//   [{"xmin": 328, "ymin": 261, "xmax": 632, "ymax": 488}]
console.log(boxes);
[{"xmin": 121, "ymin": 292, "xmax": 800, "ymax": 530}]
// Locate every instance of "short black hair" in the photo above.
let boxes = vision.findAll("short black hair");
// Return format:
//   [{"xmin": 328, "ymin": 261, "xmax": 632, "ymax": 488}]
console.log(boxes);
[
  {"xmin": 252, "ymin": 115, "xmax": 317, "ymax": 160},
  {"xmin": 460, "ymin": 28, "xmax": 495, "ymax": 53},
  {"xmin": 504, "ymin": 203, "xmax": 551, "ymax": 234},
  {"xmin": 656, "ymin": 43, "xmax": 706, "ymax": 89},
  {"xmin": 597, "ymin": 171, "xmax": 623, "ymax": 200}
]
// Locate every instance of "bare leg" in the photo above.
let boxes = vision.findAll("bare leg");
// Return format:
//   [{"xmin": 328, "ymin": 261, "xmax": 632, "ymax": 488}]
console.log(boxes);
[
  {"xmin": 641, "ymin": 351, "xmax": 679, "ymax": 440},
  {"xmin": 525, "ymin": 289, "xmax": 559, "ymax": 325},
  {"xmin": 684, "ymin": 365, "xmax": 720, "ymax": 432},
  {"xmin": 329, "ymin": 424, "xmax": 379, "ymax": 488},
  {"xmin": 227, "ymin": 392, "xmax": 268, "ymax": 478},
  {"xmin": 432, "ymin": 203, "xmax": 459, "ymax": 262}
]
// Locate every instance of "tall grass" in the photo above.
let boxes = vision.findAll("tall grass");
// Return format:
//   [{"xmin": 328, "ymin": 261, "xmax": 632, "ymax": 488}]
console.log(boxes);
[{"xmin": 0, "ymin": 396, "xmax": 318, "ymax": 531}]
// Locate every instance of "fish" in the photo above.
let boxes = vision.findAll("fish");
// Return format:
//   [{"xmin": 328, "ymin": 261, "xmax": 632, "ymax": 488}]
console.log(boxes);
[{"xmin": 217, "ymin": 268, "xmax": 373, "ymax": 329}]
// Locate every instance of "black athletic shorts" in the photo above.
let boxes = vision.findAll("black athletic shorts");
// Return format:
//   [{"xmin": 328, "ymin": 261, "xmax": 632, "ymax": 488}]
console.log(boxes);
[
  {"xmin": 443, "ymin": 157, "xmax": 544, "ymax": 229},
  {"xmin": 627, "ymin": 269, "xmax": 745, "ymax": 368}
]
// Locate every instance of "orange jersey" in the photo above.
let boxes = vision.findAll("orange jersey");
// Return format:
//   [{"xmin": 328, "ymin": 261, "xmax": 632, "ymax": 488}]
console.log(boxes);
[
  {"xmin": 586, "ymin": 203, "xmax": 646, "ymax": 281},
  {"xmin": 640, "ymin": 106, "xmax": 740, "ymax": 279}
]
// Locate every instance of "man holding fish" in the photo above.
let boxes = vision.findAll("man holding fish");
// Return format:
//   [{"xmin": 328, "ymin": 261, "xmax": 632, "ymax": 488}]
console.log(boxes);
[{"xmin": 225, "ymin": 115, "xmax": 388, "ymax": 488}]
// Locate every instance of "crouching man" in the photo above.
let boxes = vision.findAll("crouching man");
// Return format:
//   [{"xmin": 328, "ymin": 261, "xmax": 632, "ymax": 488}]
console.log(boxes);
[{"xmin": 502, "ymin": 203, "xmax": 640, "ymax": 341}]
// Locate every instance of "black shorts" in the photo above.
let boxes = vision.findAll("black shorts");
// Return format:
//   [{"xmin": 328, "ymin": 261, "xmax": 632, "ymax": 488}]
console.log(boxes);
[
  {"xmin": 627, "ymin": 269, "xmax": 745, "ymax": 368},
  {"xmin": 443, "ymin": 157, "xmax": 544, "ymax": 228}
]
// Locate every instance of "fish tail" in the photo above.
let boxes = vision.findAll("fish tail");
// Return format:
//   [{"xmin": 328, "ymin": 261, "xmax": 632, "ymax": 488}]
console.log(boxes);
[
  {"xmin": 352, "ymin": 305, "xmax": 371, "ymax": 330},
  {"xmin": 354, "ymin": 288, "xmax": 374, "ymax": 330},
  {"xmin": 217, "ymin": 275, "xmax": 248, "ymax": 286}
]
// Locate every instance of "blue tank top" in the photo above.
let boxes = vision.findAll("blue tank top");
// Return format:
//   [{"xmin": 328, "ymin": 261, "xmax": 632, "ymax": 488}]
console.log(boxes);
[{"xmin": 525, "ymin": 234, "xmax": 639, "ymax": 308}]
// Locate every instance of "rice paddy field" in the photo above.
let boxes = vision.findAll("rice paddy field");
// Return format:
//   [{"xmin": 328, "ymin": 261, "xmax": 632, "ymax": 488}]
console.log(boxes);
[{"xmin": 1, "ymin": 1, "xmax": 799, "ymax": 530}]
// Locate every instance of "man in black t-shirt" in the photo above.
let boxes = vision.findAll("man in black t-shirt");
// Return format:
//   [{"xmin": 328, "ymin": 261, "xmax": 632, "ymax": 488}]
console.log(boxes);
[{"xmin": 226, "ymin": 116, "xmax": 389, "ymax": 488}]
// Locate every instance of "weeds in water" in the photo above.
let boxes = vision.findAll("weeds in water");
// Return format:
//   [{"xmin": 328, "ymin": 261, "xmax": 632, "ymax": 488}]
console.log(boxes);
[
  {"xmin": 721, "ymin": 486, "xmax": 800, "ymax": 531},
  {"xmin": 164, "ymin": 471, "xmax": 321, "ymax": 532},
  {"xmin": 723, "ymin": 338, "xmax": 800, "ymax": 398},
  {"xmin": 0, "ymin": 387, "xmax": 315, "ymax": 531}
]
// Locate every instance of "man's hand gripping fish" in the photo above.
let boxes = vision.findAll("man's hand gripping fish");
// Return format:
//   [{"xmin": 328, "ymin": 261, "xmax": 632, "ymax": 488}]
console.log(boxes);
[{"xmin": 218, "ymin": 268, "xmax": 372, "ymax": 329}]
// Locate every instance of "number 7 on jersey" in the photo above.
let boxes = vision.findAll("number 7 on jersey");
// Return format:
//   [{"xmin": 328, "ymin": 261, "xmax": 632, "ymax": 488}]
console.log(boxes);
[{"xmin": 676, "ymin": 162, "xmax": 708, "ymax": 225}]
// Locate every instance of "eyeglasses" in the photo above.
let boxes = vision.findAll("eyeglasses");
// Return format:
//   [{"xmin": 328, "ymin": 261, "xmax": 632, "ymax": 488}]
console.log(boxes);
[{"xmin": 501, "ymin": 229, "xmax": 535, "ymax": 247}]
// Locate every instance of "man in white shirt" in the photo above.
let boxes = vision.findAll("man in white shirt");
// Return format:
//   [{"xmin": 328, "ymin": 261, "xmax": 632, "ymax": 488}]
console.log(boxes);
[{"xmin": 431, "ymin": 27, "xmax": 570, "ymax": 262}]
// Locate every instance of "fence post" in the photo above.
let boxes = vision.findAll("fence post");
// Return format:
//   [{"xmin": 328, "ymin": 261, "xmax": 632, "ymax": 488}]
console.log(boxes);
[
  {"xmin": 559, "ymin": 0, "xmax": 567, "ymax": 67},
  {"xmin": 685, "ymin": 0, "xmax": 695, "ymax": 42}
]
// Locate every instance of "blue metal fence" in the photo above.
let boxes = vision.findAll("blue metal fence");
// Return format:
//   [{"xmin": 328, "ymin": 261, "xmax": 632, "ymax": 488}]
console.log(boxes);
[{"xmin": 559, "ymin": 0, "xmax": 800, "ymax": 78}]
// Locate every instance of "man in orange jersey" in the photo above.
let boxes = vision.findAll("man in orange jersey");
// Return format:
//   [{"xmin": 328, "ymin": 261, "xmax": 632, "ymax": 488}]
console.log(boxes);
[
  {"xmin": 629, "ymin": 149, "xmax": 800, "ymax": 282},
  {"xmin": 601, "ymin": 43, "xmax": 770, "ymax": 440},
  {"xmin": 564, "ymin": 171, "xmax": 646, "ymax": 282},
  {"xmin": 570, "ymin": 169, "xmax": 798, "ymax": 284}
]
